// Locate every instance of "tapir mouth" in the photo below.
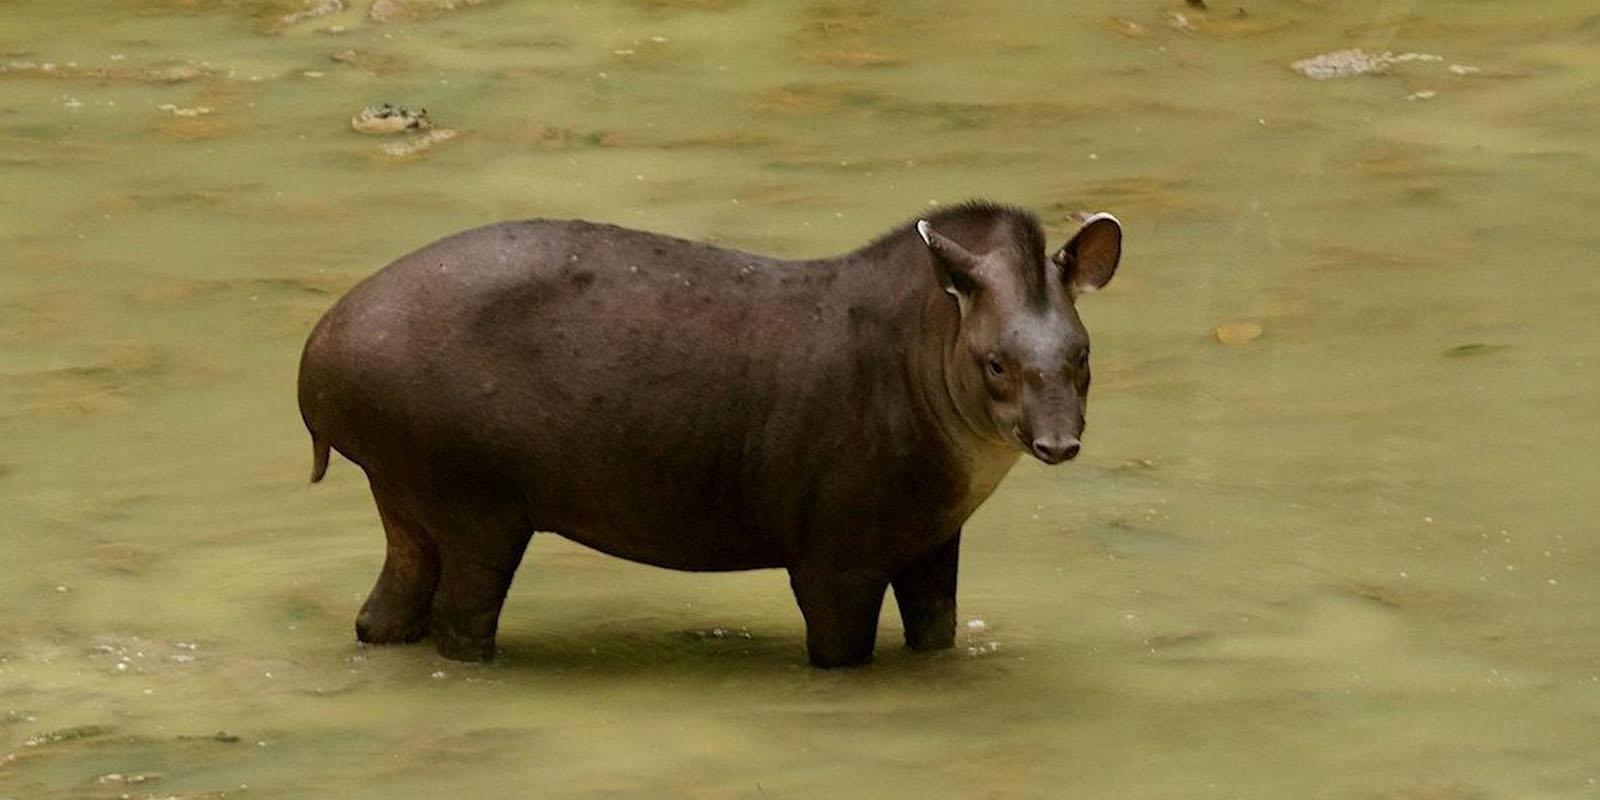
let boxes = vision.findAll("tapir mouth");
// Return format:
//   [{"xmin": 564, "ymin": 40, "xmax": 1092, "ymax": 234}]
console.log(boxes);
[
  {"xmin": 1012, "ymin": 425, "xmax": 1082, "ymax": 465},
  {"xmin": 1031, "ymin": 441, "xmax": 1081, "ymax": 465},
  {"xmin": 1032, "ymin": 445, "xmax": 1078, "ymax": 465}
]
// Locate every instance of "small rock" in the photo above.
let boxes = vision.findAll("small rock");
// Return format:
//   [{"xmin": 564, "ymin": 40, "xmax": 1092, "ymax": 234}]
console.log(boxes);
[
  {"xmin": 368, "ymin": 0, "xmax": 408, "ymax": 21},
  {"xmin": 351, "ymin": 103, "xmax": 431, "ymax": 134},
  {"xmin": 330, "ymin": 49, "xmax": 409, "ymax": 75},
  {"xmin": 1291, "ymin": 49, "xmax": 1390, "ymax": 79},
  {"xmin": 279, "ymin": 0, "xmax": 343, "ymax": 26},
  {"xmin": 369, "ymin": 0, "xmax": 492, "ymax": 23},
  {"xmin": 23, "ymin": 725, "xmax": 111, "ymax": 747},
  {"xmin": 1213, "ymin": 321, "xmax": 1263, "ymax": 345},
  {"xmin": 1292, "ymin": 49, "xmax": 1445, "ymax": 80},
  {"xmin": 1406, "ymin": 90, "xmax": 1436, "ymax": 101}
]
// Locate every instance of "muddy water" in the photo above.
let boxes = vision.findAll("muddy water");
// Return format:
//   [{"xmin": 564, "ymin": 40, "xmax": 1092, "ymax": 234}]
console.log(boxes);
[{"xmin": 3, "ymin": 1, "xmax": 1598, "ymax": 798}]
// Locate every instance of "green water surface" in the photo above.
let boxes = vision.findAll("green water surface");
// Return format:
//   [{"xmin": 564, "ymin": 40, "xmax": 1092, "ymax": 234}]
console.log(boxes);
[{"xmin": 2, "ymin": 1, "xmax": 1598, "ymax": 798}]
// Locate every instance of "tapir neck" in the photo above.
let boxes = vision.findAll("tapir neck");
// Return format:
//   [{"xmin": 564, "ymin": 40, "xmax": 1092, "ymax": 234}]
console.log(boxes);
[{"xmin": 819, "ymin": 232, "xmax": 1020, "ymax": 493}]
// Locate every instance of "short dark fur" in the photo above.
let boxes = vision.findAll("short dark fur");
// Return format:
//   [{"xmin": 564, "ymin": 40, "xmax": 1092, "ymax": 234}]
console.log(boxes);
[
  {"xmin": 862, "ymin": 202, "xmax": 1050, "ymax": 307},
  {"xmin": 298, "ymin": 201, "xmax": 1118, "ymax": 667}
]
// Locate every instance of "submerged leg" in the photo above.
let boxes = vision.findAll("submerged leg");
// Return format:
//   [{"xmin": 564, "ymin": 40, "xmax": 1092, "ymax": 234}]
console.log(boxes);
[
  {"xmin": 432, "ymin": 537, "xmax": 531, "ymax": 662},
  {"xmin": 892, "ymin": 531, "xmax": 960, "ymax": 652},
  {"xmin": 355, "ymin": 488, "xmax": 441, "ymax": 645},
  {"xmin": 789, "ymin": 568, "xmax": 888, "ymax": 669},
  {"xmin": 429, "ymin": 506, "xmax": 533, "ymax": 662}
]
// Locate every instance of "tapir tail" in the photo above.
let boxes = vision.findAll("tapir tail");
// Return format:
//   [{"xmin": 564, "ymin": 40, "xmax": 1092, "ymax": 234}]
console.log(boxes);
[{"xmin": 309, "ymin": 435, "xmax": 331, "ymax": 483}]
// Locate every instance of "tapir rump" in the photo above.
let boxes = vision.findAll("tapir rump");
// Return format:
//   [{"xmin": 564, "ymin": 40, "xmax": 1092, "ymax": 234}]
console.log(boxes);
[{"xmin": 297, "ymin": 202, "xmax": 1123, "ymax": 667}]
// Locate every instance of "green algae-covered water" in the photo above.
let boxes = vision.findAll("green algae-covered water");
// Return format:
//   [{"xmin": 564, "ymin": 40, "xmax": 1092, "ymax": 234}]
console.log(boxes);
[{"xmin": 3, "ymin": 2, "xmax": 1599, "ymax": 797}]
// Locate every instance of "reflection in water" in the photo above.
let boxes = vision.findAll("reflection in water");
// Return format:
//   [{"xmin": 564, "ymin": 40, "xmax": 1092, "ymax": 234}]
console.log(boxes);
[{"xmin": 2, "ymin": 1, "xmax": 1598, "ymax": 797}]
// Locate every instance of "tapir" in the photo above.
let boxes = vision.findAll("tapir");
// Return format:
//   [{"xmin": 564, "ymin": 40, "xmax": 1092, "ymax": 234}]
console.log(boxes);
[{"xmin": 297, "ymin": 202, "xmax": 1123, "ymax": 667}]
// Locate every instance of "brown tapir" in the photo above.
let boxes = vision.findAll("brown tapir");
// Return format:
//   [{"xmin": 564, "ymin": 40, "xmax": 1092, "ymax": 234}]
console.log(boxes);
[{"xmin": 297, "ymin": 202, "xmax": 1122, "ymax": 667}]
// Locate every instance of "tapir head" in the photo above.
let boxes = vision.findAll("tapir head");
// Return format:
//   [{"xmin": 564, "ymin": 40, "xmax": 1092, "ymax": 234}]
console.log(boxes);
[{"xmin": 917, "ymin": 210, "xmax": 1122, "ymax": 464}]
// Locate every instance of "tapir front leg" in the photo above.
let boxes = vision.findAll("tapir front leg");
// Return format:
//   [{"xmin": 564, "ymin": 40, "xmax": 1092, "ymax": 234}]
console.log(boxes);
[
  {"xmin": 788, "ymin": 566, "xmax": 888, "ymax": 668},
  {"xmin": 892, "ymin": 530, "xmax": 960, "ymax": 652}
]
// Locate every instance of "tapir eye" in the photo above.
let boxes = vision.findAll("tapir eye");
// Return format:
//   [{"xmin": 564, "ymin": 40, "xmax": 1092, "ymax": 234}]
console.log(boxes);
[
  {"xmin": 1076, "ymin": 350, "xmax": 1090, "ymax": 371},
  {"xmin": 985, "ymin": 354, "xmax": 1006, "ymax": 378}
]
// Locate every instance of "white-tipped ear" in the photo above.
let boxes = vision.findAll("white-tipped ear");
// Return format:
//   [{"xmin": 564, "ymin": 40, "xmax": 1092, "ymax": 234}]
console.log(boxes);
[
  {"xmin": 916, "ymin": 219, "xmax": 983, "ymax": 313},
  {"xmin": 1078, "ymin": 211, "xmax": 1121, "ymax": 230},
  {"xmin": 1053, "ymin": 211, "xmax": 1122, "ymax": 294}
]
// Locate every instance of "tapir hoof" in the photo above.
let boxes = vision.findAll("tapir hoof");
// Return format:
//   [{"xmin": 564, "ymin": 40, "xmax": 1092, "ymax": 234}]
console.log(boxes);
[
  {"xmin": 904, "ymin": 629, "xmax": 956, "ymax": 652},
  {"xmin": 805, "ymin": 641, "xmax": 877, "ymax": 669},
  {"xmin": 434, "ymin": 638, "xmax": 495, "ymax": 662},
  {"xmin": 355, "ymin": 606, "xmax": 429, "ymax": 646},
  {"xmin": 431, "ymin": 621, "xmax": 496, "ymax": 662},
  {"xmin": 808, "ymin": 652, "xmax": 874, "ymax": 669}
]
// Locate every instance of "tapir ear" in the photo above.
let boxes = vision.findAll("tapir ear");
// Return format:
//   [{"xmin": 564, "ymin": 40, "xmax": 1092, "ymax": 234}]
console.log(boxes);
[
  {"xmin": 1052, "ymin": 212, "xmax": 1122, "ymax": 294},
  {"xmin": 917, "ymin": 220, "xmax": 982, "ymax": 303}
]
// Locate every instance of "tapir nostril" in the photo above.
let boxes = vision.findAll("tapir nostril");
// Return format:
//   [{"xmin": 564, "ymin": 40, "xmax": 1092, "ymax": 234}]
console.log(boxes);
[{"xmin": 1031, "ymin": 437, "xmax": 1081, "ymax": 464}]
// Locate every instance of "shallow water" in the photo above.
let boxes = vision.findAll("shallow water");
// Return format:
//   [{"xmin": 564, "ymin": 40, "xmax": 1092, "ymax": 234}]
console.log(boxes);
[{"xmin": 3, "ymin": 1, "xmax": 1599, "ymax": 798}]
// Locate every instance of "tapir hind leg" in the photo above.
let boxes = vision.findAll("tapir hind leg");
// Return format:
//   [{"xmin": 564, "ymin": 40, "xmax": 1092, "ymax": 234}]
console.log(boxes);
[
  {"xmin": 422, "ymin": 487, "xmax": 533, "ymax": 662},
  {"xmin": 430, "ymin": 538, "xmax": 531, "ymax": 662},
  {"xmin": 356, "ymin": 471, "xmax": 532, "ymax": 662},
  {"xmin": 355, "ymin": 485, "xmax": 440, "ymax": 645},
  {"xmin": 892, "ymin": 530, "xmax": 960, "ymax": 652}
]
